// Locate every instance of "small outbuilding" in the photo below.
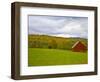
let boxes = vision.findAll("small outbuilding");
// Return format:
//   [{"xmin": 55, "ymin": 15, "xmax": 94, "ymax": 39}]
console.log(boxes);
[{"xmin": 72, "ymin": 41, "xmax": 87, "ymax": 52}]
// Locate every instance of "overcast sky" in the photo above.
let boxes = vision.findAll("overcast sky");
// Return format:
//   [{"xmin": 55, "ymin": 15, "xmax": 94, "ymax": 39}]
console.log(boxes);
[{"xmin": 28, "ymin": 15, "xmax": 88, "ymax": 39}]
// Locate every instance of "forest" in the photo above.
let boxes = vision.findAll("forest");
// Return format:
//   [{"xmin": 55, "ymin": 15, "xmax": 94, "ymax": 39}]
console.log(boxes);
[{"xmin": 28, "ymin": 34, "xmax": 87, "ymax": 50}]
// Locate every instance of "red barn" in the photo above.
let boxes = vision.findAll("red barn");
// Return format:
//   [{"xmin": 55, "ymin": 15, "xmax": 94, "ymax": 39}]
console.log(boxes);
[{"xmin": 72, "ymin": 41, "xmax": 87, "ymax": 52}]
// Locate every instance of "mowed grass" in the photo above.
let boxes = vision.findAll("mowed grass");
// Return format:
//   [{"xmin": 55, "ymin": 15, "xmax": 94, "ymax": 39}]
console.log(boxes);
[{"xmin": 28, "ymin": 48, "xmax": 88, "ymax": 66}]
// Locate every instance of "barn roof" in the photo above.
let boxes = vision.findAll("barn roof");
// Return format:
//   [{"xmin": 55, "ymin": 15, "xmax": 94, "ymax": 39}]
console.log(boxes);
[{"xmin": 72, "ymin": 41, "xmax": 81, "ymax": 48}]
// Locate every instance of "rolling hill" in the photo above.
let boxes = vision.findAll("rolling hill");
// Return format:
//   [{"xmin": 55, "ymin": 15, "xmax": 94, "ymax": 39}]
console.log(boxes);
[{"xmin": 28, "ymin": 34, "xmax": 87, "ymax": 50}]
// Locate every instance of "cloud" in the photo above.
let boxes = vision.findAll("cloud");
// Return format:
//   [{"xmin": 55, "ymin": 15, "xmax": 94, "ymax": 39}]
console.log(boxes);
[{"xmin": 28, "ymin": 15, "xmax": 88, "ymax": 38}]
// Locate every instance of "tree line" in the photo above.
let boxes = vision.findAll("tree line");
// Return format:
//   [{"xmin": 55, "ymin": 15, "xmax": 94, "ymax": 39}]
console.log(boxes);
[{"xmin": 28, "ymin": 34, "xmax": 87, "ymax": 50}]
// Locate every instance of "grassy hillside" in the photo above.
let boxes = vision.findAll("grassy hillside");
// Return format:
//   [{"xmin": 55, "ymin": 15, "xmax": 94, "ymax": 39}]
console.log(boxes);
[
  {"xmin": 28, "ymin": 34, "xmax": 87, "ymax": 50},
  {"xmin": 28, "ymin": 48, "xmax": 87, "ymax": 66}
]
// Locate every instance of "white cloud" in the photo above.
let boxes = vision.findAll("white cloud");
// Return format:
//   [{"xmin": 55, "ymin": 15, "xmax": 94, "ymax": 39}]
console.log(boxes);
[{"xmin": 29, "ymin": 15, "xmax": 88, "ymax": 38}]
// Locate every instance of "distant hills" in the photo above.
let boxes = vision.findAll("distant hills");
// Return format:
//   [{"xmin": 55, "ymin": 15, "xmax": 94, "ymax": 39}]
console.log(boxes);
[{"xmin": 28, "ymin": 34, "xmax": 87, "ymax": 50}]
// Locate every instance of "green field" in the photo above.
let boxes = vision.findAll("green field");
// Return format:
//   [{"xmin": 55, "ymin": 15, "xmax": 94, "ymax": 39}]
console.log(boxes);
[{"xmin": 28, "ymin": 48, "xmax": 88, "ymax": 66}]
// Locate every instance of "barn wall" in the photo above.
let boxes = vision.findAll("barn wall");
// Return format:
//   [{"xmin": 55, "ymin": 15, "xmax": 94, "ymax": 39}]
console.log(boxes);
[{"xmin": 72, "ymin": 42, "xmax": 87, "ymax": 52}]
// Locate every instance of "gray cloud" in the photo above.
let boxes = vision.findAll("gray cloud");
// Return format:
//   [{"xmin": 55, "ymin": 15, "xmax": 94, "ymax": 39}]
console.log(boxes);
[{"xmin": 28, "ymin": 15, "xmax": 88, "ymax": 39}]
